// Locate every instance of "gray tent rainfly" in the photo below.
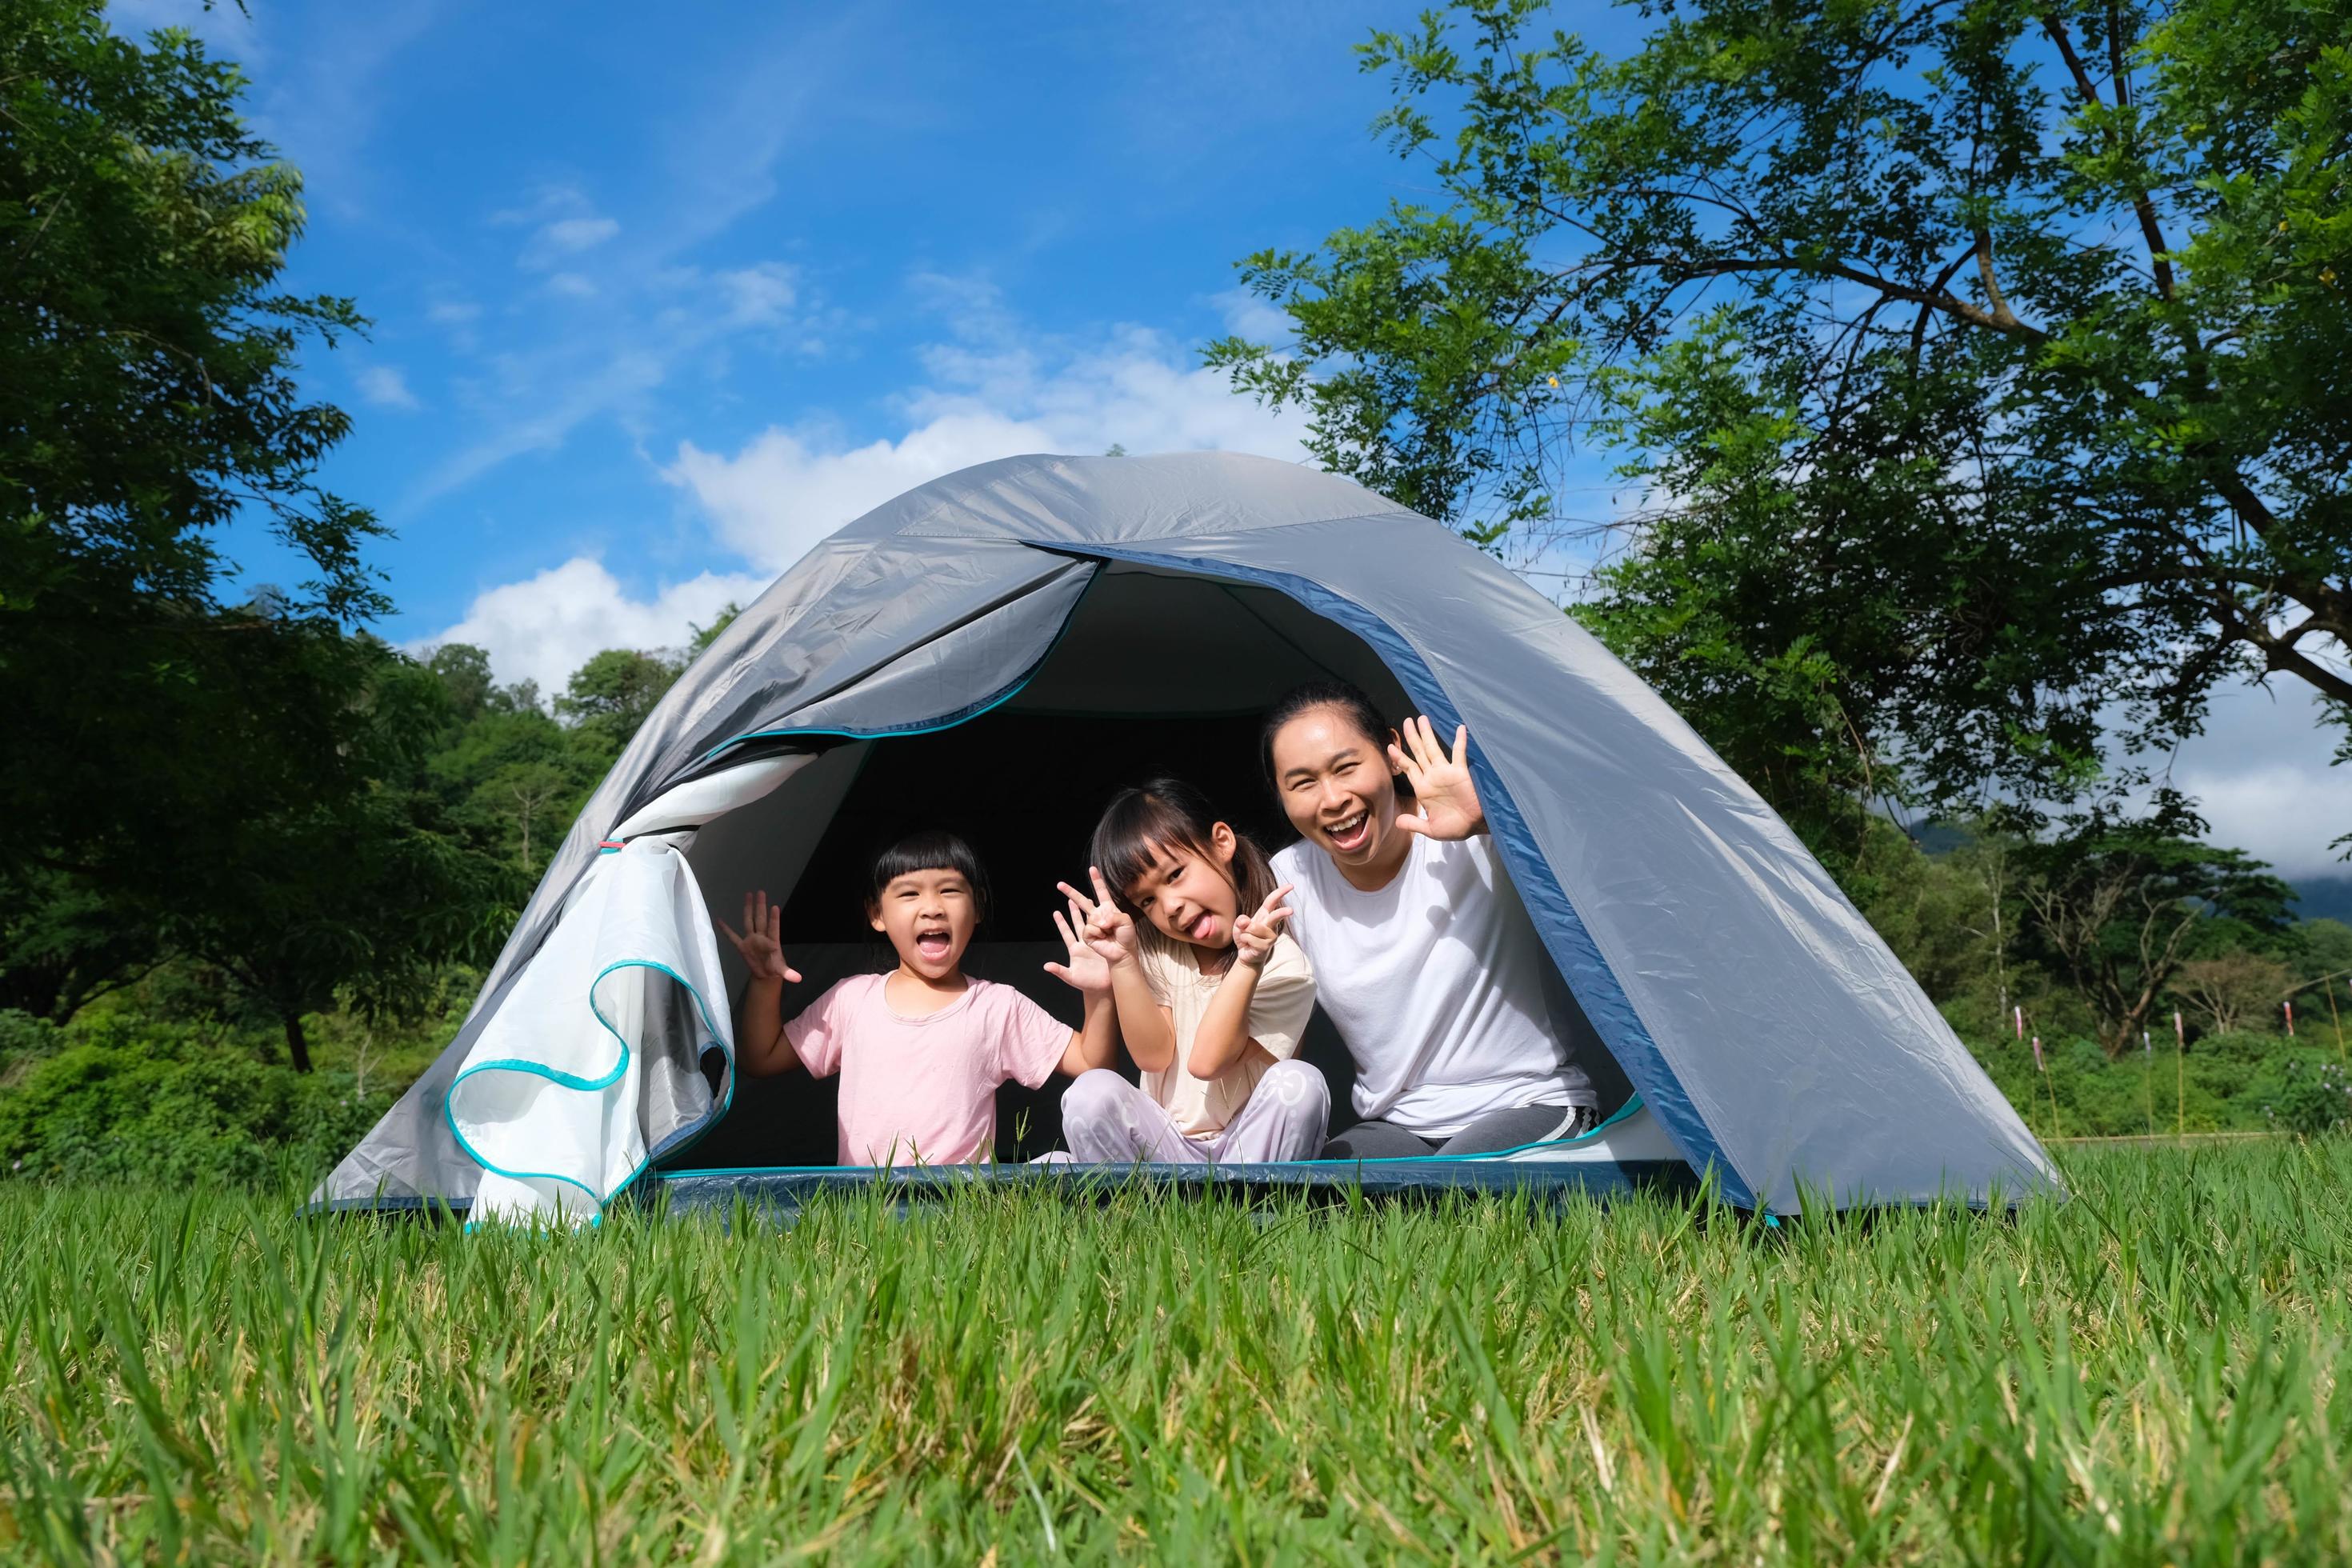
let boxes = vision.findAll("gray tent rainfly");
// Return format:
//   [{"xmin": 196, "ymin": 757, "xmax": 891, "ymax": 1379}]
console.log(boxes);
[{"xmin": 316, "ymin": 451, "xmax": 2057, "ymax": 1222}]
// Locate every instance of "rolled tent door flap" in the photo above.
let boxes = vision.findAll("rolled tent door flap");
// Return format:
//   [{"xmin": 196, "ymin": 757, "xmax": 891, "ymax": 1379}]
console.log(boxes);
[{"xmin": 444, "ymin": 839, "xmax": 732, "ymax": 1226}]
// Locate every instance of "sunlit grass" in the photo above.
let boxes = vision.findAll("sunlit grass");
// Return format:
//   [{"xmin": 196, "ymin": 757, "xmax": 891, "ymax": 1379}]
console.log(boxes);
[{"xmin": 3, "ymin": 1142, "xmax": 2349, "ymax": 1563}]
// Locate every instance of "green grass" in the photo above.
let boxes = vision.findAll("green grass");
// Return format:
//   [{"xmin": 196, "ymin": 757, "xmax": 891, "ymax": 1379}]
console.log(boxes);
[{"xmin": 4, "ymin": 1143, "xmax": 2350, "ymax": 1564}]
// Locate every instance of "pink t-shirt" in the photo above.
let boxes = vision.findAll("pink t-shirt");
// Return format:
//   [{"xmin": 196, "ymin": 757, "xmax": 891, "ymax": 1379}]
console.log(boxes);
[{"xmin": 783, "ymin": 973, "xmax": 1073, "ymax": 1166}]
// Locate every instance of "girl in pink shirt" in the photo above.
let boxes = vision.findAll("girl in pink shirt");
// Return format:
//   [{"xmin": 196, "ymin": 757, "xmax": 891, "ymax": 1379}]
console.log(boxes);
[{"xmin": 722, "ymin": 830, "xmax": 1118, "ymax": 1167}]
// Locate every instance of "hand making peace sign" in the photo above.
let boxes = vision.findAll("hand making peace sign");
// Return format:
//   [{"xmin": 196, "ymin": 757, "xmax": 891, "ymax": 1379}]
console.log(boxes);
[
  {"xmin": 1056, "ymin": 866, "xmax": 1142, "ymax": 970},
  {"xmin": 716, "ymin": 890, "xmax": 803, "ymax": 985},
  {"xmin": 1231, "ymin": 882, "xmax": 1296, "ymax": 970},
  {"xmin": 1389, "ymin": 715, "xmax": 1486, "ymax": 841}
]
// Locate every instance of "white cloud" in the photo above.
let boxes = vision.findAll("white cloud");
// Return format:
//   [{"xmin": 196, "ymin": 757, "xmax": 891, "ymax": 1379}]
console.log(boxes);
[
  {"xmin": 2165, "ymin": 678, "xmax": 2348, "ymax": 881},
  {"xmin": 424, "ymin": 290, "xmax": 1310, "ymax": 700},
  {"xmin": 410, "ymin": 258, "xmax": 812, "ymax": 509},
  {"xmin": 714, "ymin": 262, "xmax": 797, "ymax": 325},
  {"xmin": 427, "ymin": 301, "xmax": 482, "ymax": 326},
  {"xmin": 498, "ymin": 184, "xmax": 623, "ymax": 270},
  {"xmin": 356, "ymin": 365, "xmax": 421, "ymax": 410},
  {"xmin": 413, "ymin": 349, "xmax": 667, "ymax": 504},
  {"xmin": 664, "ymin": 323, "xmax": 1313, "ymax": 571},
  {"xmin": 1210, "ymin": 286, "xmax": 1294, "ymax": 343},
  {"xmin": 538, "ymin": 215, "xmax": 620, "ymax": 254},
  {"xmin": 415, "ymin": 558, "xmax": 769, "ymax": 698}
]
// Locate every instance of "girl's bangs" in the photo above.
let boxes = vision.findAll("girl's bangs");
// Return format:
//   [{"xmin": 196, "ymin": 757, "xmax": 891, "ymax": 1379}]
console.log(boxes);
[{"xmin": 1094, "ymin": 797, "xmax": 1218, "ymax": 915}]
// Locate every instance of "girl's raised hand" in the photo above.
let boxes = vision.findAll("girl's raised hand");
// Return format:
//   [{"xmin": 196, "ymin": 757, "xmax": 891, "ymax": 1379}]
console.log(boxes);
[
  {"xmin": 1042, "ymin": 902, "xmax": 1113, "ymax": 994},
  {"xmin": 717, "ymin": 890, "xmax": 802, "ymax": 984},
  {"xmin": 1390, "ymin": 716, "xmax": 1486, "ymax": 841},
  {"xmin": 1057, "ymin": 867, "xmax": 1140, "ymax": 968},
  {"xmin": 1232, "ymin": 883, "xmax": 1295, "ymax": 970}
]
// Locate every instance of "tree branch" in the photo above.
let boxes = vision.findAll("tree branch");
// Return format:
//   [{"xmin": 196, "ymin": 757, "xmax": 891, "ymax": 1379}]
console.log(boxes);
[
  {"xmin": 1618, "ymin": 252, "xmax": 2048, "ymax": 342},
  {"xmin": 1973, "ymin": 226, "xmax": 2028, "ymax": 331},
  {"xmin": 2039, "ymin": 10, "xmax": 2175, "ymax": 300}
]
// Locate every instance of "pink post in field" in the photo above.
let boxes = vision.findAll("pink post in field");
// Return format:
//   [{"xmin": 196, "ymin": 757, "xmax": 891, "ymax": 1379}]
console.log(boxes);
[
  {"xmin": 2031, "ymin": 1035, "xmax": 2045, "ymax": 1071},
  {"xmin": 2285, "ymin": 1000, "xmax": 2296, "ymax": 1038},
  {"xmin": 2014, "ymin": 1005, "xmax": 2024, "ymax": 1042}
]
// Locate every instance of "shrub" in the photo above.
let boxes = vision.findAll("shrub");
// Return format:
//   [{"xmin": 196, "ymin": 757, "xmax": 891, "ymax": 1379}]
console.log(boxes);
[
  {"xmin": 2266, "ymin": 1060, "xmax": 2352, "ymax": 1139},
  {"xmin": 0, "ymin": 1014, "xmax": 386, "ymax": 1187},
  {"xmin": 0, "ymin": 1010, "xmax": 64, "ymax": 1078}
]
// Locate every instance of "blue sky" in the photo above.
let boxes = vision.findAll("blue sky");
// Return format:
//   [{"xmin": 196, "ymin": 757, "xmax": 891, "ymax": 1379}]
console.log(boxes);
[{"xmin": 112, "ymin": 1, "xmax": 2350, "ymax": 881}]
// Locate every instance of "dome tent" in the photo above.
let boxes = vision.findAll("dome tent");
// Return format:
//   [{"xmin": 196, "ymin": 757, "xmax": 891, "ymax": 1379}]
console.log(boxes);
[{"xmin": 314, "ymin": 451, "xmax": 2056, "ymax": 1224}]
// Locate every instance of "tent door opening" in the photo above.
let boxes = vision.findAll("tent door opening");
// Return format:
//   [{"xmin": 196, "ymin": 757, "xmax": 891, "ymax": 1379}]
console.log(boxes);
[{"xmin": 666, "ymin": 560, "xmax": 1633, "ymax": 1170}]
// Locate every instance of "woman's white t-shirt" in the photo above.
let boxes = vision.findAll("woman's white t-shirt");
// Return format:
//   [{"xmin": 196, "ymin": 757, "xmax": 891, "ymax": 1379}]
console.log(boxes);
[{"xmin": 1270, "ymin": 831, "xmax": 1608, "ymax": 1137}]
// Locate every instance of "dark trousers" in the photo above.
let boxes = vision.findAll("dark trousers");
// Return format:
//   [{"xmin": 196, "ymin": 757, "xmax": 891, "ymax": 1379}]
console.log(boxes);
[{"xmin": 1320, "ymin": 1102, "xmax": 1598, "ymax": 1159}]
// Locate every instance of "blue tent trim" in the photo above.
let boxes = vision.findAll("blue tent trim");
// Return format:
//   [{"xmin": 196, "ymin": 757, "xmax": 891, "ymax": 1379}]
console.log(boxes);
[
  {"xmin": 1031, "ymin": 541, "xmax": 1744, "ymax": 1206},
  {"xmin": 650, "ymin": 1158, "xmax": 1698, "ymax": 1218}
]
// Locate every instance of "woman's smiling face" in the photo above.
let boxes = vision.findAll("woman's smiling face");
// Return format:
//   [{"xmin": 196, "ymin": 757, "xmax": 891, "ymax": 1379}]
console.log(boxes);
[{"xmin": 1269, "ymin": 705, "xmax": 1404, "ymax": 881}]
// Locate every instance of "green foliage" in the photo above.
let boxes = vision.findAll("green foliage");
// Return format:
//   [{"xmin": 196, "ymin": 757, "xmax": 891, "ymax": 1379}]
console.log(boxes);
[
  {"xmin": 2266, "ymin": 1058, "xmax": 2352, "ymax": 1138},
  {"xmin": 1214, "ymin": 0, "xmax": 2352, "ymax": 833},
  {"xmin": 555, "ymin": 646, "xmax": 683, "ymax": 752},
  {"xmin": 4, "ymin": 1146, "xmax": 2352, "ymax": 1559},
  {"xmin": 0, "ymin": 2, "xmax": 512, "ymax": 1054},
  {"xmin": 0, "ymin": 1012, "xmax": 386, "ymax": 1186},
  {"xmin": 1970, "ymin": 1026, "xmax": 2346, "ymax": 1138},
  {"xmin": 0, "ymin": 0, "xmax": 390, "ymax": 837},
  {"xmin": 2018, "ymin": 821, "xmax": 2293, "ymax": 1054}
]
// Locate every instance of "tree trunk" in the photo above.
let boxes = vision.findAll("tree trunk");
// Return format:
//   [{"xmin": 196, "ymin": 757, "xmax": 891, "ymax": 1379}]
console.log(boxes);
[{"xmin": 282, "ymin": 1010, "xmax": 314, "ymax": 1074}]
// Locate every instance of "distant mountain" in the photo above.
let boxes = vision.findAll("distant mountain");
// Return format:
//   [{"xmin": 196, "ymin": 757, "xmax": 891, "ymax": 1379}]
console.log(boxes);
[
  {"xmin": 1902, "ymin": 819, "xmax": 2350, "ymax": 926},
  {"xmin": 2291, "ymin": 875, "xmax": 2352, "ymax": 925}
]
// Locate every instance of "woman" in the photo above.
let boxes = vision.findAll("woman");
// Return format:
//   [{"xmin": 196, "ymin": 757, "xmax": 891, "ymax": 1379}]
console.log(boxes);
[{"xmin": 1262, "ymin": 682, "xmax": 1627, "ymax": 1158}]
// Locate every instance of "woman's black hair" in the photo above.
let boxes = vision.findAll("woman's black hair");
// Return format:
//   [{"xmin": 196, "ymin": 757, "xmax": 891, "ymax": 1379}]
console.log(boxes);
[
  {"xmin": 1090, "ymin": 777, "xmax": 1278, "ymax": 924},
  {"xmin": 866, "ymin": 829, "xmax": 990, "ymax": 922},
  {"xmin": 1258, "ymin": 680, "xmax": 1402, "ymax": 795}
]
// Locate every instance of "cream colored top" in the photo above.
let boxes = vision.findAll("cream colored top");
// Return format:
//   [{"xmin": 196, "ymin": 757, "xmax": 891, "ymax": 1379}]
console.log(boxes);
[{"xmin": 1137, "ymin": 933, "xmax": 1317, "ymax": 1140}]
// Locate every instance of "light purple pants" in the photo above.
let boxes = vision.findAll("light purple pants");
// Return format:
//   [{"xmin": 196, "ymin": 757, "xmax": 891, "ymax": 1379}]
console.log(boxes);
[{"xmin": 1052, "ymin": 1062, "xmax": 1330, "ymax": 1165}]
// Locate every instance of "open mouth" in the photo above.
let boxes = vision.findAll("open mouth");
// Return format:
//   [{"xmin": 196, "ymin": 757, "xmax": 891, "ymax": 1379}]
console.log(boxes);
[
  {"xmin": 913, "ymin": 930, "xmax": 953, "ymax": 962},
  {"xmin": 1322, "ymin": 809, "xmax": 1371, "ymax": 854},
  {"xmin": 1188, "ymin": 911, "xmax": 1218, "ymax": 943}
]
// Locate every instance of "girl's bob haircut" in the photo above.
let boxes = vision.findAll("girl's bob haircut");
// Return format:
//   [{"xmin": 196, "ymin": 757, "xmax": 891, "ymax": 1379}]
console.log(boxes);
[
  {"xmin": 866, "ymin": 829, "xmax": 990, "ymax": 922},
  {"xmin": 1090, "ymin": 778, "xmax": 1278, "ymax": 927}
]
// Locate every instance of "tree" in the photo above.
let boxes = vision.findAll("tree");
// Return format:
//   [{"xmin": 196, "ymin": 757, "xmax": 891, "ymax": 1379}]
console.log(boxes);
[
  {"xmin": 687, "ymin": 603, "xmax": 742, "ymax": 658},
  {"xmin": 1210, "ymin": 0, "xmax": 2351, "ymax": 836},
  {"xmin": 2017, "ymin": 825, "xmax": 2291, "ymax": 1055},
  {"xmin": 2173, "ymin": 950, "xmax": 2292, "ymax": 1033},
  {"xmin": 555, "ymin": 648, "xmax": 680, "ymax": 752},
  {"xmin": 1, "ymin": 2, "xmax": 402, "ymax": 1013},
  {"xmin": 165, "ymin": 645, "xmax": 509, "ymax": 1070}
]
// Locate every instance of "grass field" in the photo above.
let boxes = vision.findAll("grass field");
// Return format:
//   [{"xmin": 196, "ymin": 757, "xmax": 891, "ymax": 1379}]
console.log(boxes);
[{"xmin": 3, "ymin": 1143, "xmax": 2350, "ymax": 1565}]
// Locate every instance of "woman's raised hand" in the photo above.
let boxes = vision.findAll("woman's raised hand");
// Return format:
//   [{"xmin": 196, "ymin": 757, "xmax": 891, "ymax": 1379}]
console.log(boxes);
[
  {"xmin": 1232, "ymin": 883, "xmax": 1295, "ymax": 970},
  {"xmin": 717, "ymin": 890, "xmax": 802, "ymax": 984},
  {"xmin": 1057, "ymin": 867, "xmax": 1141, "ymax": 969},
  {"xmin": 1390, "ymin": 715, "xmax": 1486, "ymax": 841}
]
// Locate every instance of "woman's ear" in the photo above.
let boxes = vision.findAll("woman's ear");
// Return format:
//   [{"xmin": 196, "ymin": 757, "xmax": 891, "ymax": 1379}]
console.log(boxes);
[{"xmin": 1210, "ymin": 821, "xmax": 1238, "ymax": 866}]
